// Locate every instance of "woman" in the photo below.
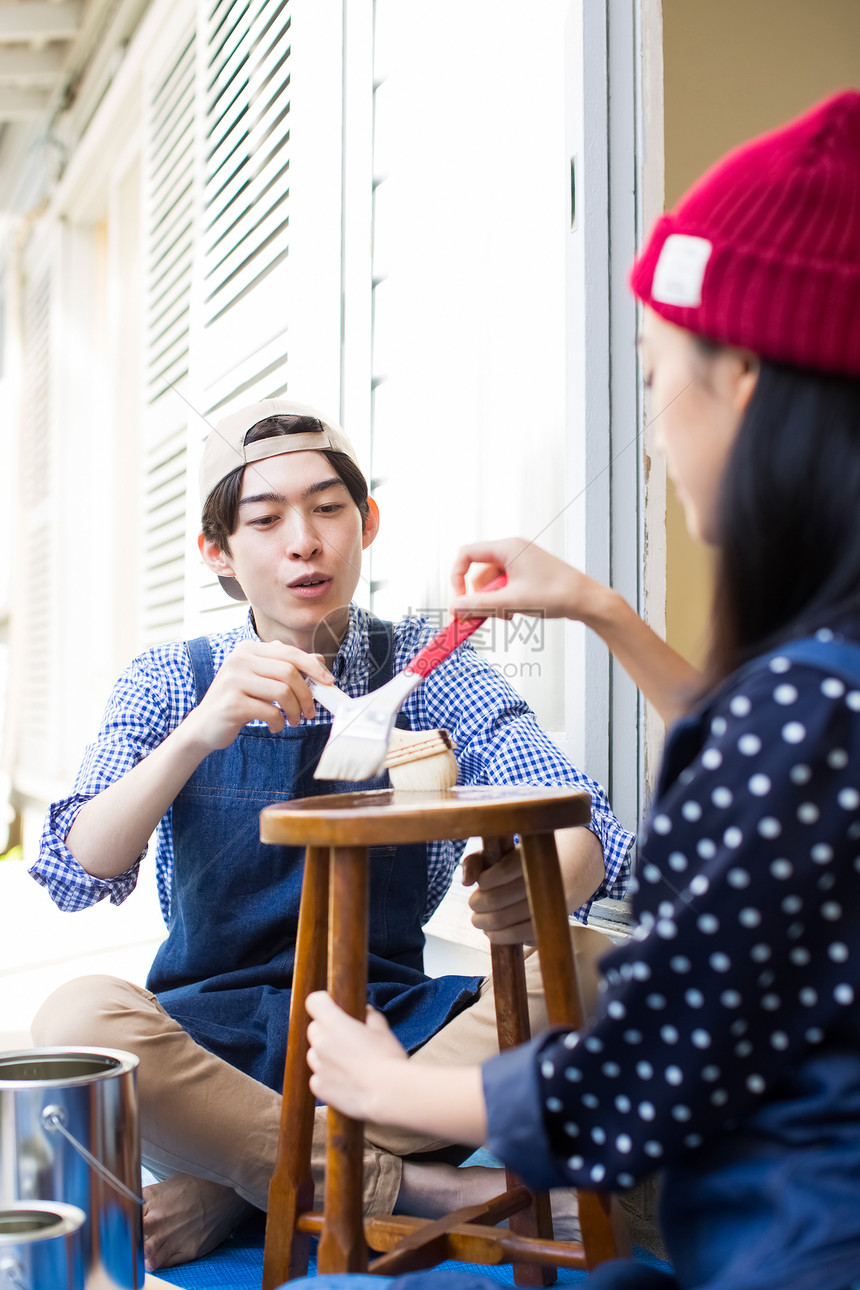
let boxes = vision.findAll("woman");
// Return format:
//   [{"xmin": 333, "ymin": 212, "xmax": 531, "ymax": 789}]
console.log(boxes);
[{"xmin": 305, "ymin": 91, "xmax": 860, "ymax": 1289}]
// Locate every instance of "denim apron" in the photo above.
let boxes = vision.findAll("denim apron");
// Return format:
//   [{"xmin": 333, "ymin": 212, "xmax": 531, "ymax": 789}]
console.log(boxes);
[{"xmin": 147, "ymin": 620, "xmax": 482, "ymax": 1091}]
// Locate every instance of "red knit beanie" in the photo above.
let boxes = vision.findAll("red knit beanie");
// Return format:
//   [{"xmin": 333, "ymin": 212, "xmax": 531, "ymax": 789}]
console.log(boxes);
[{"xmin": 630, "ymin": 91, "xmax": 860, "ymax": 377}]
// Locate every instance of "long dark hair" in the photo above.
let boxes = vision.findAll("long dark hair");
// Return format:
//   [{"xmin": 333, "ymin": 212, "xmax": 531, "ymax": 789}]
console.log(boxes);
[
  {"xmin": 201, "ymin": 415, "xmax": 370, "ymax": 552},
  {"xmin": 706, "ymin": 362, "xmax": 860, "ymax": 686}
]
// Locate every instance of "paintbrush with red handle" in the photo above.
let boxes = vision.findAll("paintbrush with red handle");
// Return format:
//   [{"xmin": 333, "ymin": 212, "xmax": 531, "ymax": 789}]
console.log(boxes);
[{"xmin": 311, "ymin": 573, "xmax": 507, "ymax": 781}]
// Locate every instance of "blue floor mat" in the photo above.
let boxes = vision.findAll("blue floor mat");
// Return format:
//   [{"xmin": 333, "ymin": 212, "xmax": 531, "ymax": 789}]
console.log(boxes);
[{"xmin": 154, "ymin": 1214, "xmax": 671, "ymax": 1289}]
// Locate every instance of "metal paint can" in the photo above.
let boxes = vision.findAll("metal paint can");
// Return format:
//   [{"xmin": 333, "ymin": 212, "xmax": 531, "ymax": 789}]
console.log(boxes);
[
  {"xmin": 0, "ymin": 1049, "xmax": 144, "ymax": 1289},
  {"xmin": 0, "ymin": 1200, "xmax": 86, "ymax": 1290}
]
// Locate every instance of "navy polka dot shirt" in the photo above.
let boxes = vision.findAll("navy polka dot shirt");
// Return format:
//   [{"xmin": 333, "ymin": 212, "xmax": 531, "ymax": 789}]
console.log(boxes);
[{"xmin": 483, "ymin": 628, "xmax": 860, "ymax": 1193}]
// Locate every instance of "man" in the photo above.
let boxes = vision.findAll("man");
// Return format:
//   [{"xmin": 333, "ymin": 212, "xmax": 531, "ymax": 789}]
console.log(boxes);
[{"xmin": 31, "ymin": 399, "xmax": 632, "ymax": 1269}]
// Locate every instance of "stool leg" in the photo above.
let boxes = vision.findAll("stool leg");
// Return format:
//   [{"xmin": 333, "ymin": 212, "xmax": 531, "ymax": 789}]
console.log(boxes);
[
  {"xmin": 263, "ymin": 845, "xmax": 330, "ymax": 1290},
  {"xmin": 491, "ymin": 940, "xmax": 557, "ymax": 1287},
  {"xmin": 317, "ymin": 845, "xmax": 370, "ymax": 1274},
  {"xmin": 484, "ymin": 835, "xmax": 556, "ymax": 1287},
  {"xmin": 519, "ymin": 831, "xmax": 617, "ymax": 1269}
]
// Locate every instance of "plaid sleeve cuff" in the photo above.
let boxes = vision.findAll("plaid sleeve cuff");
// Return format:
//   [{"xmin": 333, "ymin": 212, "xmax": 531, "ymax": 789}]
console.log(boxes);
[
  {"xmin": 32, "ymin": 796, "xmax": 143, "ymax": 911},
  {"xmin": 579, "ymin": 805, "xmax": 634, "ymax": 905}
]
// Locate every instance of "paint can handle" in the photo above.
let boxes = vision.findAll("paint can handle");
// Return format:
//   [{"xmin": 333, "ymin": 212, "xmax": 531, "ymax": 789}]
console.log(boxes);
[
  {"xmin": 41, "ymin": 1106, "xmax": 143, "ymax": 1207},
  {"xmin": 0, "ymin": 1254, "xmax": 28, "ymax": 1290}
]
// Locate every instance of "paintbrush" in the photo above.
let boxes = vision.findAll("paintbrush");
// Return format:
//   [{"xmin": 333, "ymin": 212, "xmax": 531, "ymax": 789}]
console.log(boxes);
[
  {"xmin": 310, "ymin": 573, "xmax": 507, "ymax": 781},
  {"xmin": 384, "ymin": 727, "xmax": 459, "ymax": 790}
]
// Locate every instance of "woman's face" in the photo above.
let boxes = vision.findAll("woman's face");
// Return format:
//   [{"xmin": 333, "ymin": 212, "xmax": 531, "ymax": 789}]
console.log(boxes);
[{"xmin": 639, "ymin": 308, "xmax": 758, "ymax": 544}]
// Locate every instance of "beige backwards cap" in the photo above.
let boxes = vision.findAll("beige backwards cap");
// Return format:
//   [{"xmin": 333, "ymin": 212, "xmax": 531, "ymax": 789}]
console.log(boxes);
[
  {"xmin": 200, "ymin": 397, "xmax": 362, "ymax": 602},
  {"xmin": 200, "ymin": 397, "xmax": 360, "ymax": 504}
]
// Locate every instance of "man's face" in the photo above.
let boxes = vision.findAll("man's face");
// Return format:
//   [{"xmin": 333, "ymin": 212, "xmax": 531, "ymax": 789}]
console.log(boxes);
[{"xmin": 209, "ymin": 450, "xmax": 377, "ymax": 646}]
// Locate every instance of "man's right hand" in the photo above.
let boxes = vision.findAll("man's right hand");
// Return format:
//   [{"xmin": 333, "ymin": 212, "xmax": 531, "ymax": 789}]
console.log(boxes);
[
  {"xmin": 66, "ymin": 642, "xmax": 334, "ymax": 882},
  {"xmin": 183, "ymin": 641, "xmax": 335, "ymax": 752}
]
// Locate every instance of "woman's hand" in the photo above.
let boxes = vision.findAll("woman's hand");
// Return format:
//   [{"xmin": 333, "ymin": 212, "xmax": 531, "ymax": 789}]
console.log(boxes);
[
  {"xmin": 451, "ymin": 536, "xmax": 702, "ymax": 724},
  {"xmin": 307, "ymin": 992, "xmax": 489, "ymax": 1144},
  {"xmin": 306, "ymin": 992, "xmax": 408, "ymax": 1121},
  {"xmin": 182, "ymin": 641, "xmax": 334, "ymax": 753},
  {"xmin": 450, "ymin": 538, "xmax": 607, "ymax": 624}
]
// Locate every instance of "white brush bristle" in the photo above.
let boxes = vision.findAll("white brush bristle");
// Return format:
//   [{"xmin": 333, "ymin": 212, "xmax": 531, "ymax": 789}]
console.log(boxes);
[
  {"xmin": 387, "ymin": 750, "xmax": 458, "ymax": 790},
  {"xmin": 314, "ymin": 735, "xmax": 388, "ymax": 782},
  {"xmin": 385, "ymin": 728, "xmax": 458, "ymax": 790},
  {"xmin": 312, "ymin": 669, "xmax": 426, "ymax": 783}
]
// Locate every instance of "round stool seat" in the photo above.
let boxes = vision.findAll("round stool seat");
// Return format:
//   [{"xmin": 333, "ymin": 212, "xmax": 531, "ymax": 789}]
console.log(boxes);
[{"xmin": 260, "ymin": 785, "xmax": 591, "ymax": 848}]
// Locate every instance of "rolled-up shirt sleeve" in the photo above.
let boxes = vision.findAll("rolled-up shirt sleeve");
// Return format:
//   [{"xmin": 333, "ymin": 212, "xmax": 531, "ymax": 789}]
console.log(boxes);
[{"xmin": 34, "ymin": 796, "xmax": 142, "ymax": 911}]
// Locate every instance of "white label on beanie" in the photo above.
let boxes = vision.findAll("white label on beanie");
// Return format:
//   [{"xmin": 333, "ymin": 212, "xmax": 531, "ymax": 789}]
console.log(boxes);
[{"xmin": 651, "ymin": 234, "xmax": 712, "ymax": 307}]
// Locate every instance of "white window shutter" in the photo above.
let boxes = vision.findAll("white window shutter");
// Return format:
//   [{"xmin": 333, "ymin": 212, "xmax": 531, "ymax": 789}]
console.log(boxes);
[
  {"xmin": 141, "ymin": 424, "xmax": 190, "ymax": 644},
  {"xmin": 140, "ymin": 17, "xmax": 198, "ymax": 645},
  {"xmin": 146, "ymin": 26, "xmax": 197, "ymax": 405},
  {"xmin": 16, "ymin": 270, "xmax": 56, "ymax": 779},
  {"xmin": 203, "ymin": 0, "xmax": 292, "ymax": 326}
]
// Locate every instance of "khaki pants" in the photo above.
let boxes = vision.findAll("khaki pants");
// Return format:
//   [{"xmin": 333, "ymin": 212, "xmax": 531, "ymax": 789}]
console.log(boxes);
[{"xmin": 32, "ymin": 925, "xmax": 611, "ymax": 1218}]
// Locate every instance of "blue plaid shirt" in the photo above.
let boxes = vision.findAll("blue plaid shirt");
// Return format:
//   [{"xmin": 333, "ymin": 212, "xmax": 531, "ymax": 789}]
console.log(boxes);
[{"xmin": 33, "ymin": 606, "xmax": 632, "ymax": 925}]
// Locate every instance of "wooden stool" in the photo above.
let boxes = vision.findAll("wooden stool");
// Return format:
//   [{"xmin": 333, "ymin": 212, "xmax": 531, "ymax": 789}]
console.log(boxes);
[{"xmin": 259, "ymin": 785, "xmax": 620, "ymax": 1288}]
